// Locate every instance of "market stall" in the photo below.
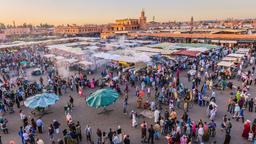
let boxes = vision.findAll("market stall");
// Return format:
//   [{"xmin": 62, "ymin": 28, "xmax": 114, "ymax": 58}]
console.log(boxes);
[
  {"xmin": 173, "ymin": 50, "xmax": 201, "ymax": 57},
  {"xmin": 217, "ymin": 61, "xmax": 234, "ymax": 67},
  {"xmin": 236, "ymin": 48, "xmax": 250, "ymax": 55},
  {"xmin": 227, "ymin": 53, "xmax": 245, "ymax": 58}
]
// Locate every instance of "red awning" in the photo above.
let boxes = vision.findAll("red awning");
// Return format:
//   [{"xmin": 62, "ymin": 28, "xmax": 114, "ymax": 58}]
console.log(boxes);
[{"xmin": 173, "ymin": 50, "xmax": 201, "ymax": 57}]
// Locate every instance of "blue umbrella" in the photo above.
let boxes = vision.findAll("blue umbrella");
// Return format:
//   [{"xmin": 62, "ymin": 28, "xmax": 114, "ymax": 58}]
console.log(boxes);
[{"xmin": 24, "ymin": 93, "xmax": 59, "ymax": 109}]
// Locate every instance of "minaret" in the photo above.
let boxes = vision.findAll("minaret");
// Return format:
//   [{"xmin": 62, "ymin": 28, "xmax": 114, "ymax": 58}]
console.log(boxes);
[
  {"xmin": 13, "ymin": 21, "xmax": 16, "ymax": 28},
  {"xmin": 139, "ymin": 9, "xmax": 147, "ymax": 29},
  {"xmin": 190, "ymin": 16, "xmax": 194, "ymax": 33}
]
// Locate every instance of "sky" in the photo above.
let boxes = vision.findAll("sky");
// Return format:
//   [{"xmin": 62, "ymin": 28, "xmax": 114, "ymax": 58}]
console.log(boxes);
[{"xmin": 0, "ymin": 0, "xmax": 256, "ymax": 25}]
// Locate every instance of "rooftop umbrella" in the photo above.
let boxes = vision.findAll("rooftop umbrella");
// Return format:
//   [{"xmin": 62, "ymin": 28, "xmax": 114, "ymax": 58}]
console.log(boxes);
[
  {"xmin": 86, "ymin": 88, "xmax": 119, "ymax": 108},
  {"xmin": 24, "ymin": 93, "xmax": 59, "ymax": 109}
]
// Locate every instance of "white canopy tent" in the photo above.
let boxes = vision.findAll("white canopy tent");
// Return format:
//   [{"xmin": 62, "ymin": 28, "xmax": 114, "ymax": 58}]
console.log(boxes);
[
  {"xmin": 93, "ymin": 51, "xmax": 151, "ymax": 63},
  {"xmin": 227, "ymin": 53, "xmax": 245, "ymax": 58},
  {"xmin": 43, "ymin": 54, "xmax": 55, "ymax": 58},
  {"xmin": 54, "ymin": 56, "xmax": 65, "ymax": 61},
  {"xmin": 64, "ymin": 58, "xmax": 79, "ymax": 64},
  {"xmin": 222, "ymin": 57, "xmax": 239, "ymax": 62},
  {"xmin": 132, "ymin": 47, "xmax": 176, "ymax": 55},
  {"xmin": 217, "ymin": 61, "xmax": 234, "ymax": 67},
  {"xmin": 187, "ymin": 47, "xmax": 209, "ymax": 53},
  {"xmin": 78, "ymin": 61, "xmax": 93, "ymax": 67},
  {"xmin": 236, "ymin": 48, "xmax": 250, "ymax": 54}
]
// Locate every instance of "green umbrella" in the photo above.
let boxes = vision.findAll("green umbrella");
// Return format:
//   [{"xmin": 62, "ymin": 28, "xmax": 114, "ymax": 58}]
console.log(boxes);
[
  {"xmin": 86, "ymin": 88, "xmax": 119, "ymax": 108},
  {"xmin": 20, "ymin": 60, "xmax": 29, "ymax": 65}
]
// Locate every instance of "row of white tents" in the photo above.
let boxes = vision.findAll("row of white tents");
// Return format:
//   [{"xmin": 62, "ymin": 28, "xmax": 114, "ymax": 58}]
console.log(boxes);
[{"xmin": 217, "ymin": 48, "xmax": 250, "ymax": 67}]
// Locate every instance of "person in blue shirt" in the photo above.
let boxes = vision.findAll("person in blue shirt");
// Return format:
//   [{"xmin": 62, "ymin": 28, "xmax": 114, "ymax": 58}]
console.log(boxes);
[
  {"xmin": 36, "ymin": 118, "xmax": 44, "ymax": 133},
  {"xmin": 18, "ymin": 126, "xmax": 25, "ymax": 144},
  {"xmin": 239, "ymin": 107, "xmax": 245, "ymax": 123}
]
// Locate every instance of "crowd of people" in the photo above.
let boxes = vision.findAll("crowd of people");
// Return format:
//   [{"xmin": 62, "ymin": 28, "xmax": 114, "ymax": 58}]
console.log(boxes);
[{"xmin": 0, "ymin": 44, "xmax": 256, "ymax": 144}]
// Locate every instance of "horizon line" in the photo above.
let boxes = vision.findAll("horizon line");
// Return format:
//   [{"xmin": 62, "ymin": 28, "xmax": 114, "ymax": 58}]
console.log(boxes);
[{"xmin": 1, "ymin": 16, "xmax": 256, "ymax": 26}]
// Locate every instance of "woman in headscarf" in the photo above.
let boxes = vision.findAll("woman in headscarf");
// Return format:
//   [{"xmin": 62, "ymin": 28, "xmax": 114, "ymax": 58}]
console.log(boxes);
[
  {"xmin": 191, "ymin": 121, "xmax": 197, "ymax": 138},
  {"xmin": 242, "ymin": 120, "xmax": 251, "ymax": 139},
  {"xmin": 203, "ymin": 122, "xmax": 209, "ymax": 142}
]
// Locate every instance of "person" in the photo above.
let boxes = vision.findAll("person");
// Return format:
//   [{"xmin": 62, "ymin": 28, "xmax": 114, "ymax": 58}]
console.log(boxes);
[
  {"xmin": 198, "ymin": 124, "xmax": 204, "ymax": 144},
  {"xmin": 48, "ymin": 124, "xmax": 54, "ymax": 141},
  {"xmin": 239, "ymin": 107, "xmax": 245, "ymax": 123},
  {"xmin": 22, "ymin": 130, "xmax": 29, "ymax": 143},
  {"xmin": 36, "ymin": 138, "xmax": 44, "ymax": 144},
  {"xmin": 221, "ymin": 115, "xmax": 227, "ymax": 131},
  {"xmin": 96, "ymin": 128, "xmax": 102, "ymax": 144},
  {"xmin": 79, "ymin": 86, "xmax": 83, "ymax": 97},
  {"xmin": 153, "ymin": 122, "xmax": 161, "ymax": 140},
  {"xmin": 249, "ymin": 98, "xmax": 254, "ymax": 112},
  {"xmin": 249, "ymin": 130, "xmax": 254, "ymax": 141},
  {"xmin": 208, "ymin": 120, "xmax": 216, "ymax": 137},
  {"xmin": 137, "ymin": 96, "xmax": 143, "ymax": 108},
  {"xmin": 123, "ymin": 135, "xmax": 130, "ymax": 144},
  {"xmin": 66, "ymin": 113, "xmax": 72, "ymax": 125},
  {"xmin": 226, "ymin": 119, "xmax": 232, "ymax": 134},
  {"xmin": 224, "ymin": 133, "xmax": 231, "ymax": 144},
  {"xmin": 242, "ymin": 120, "xmax": 251, "ymax": 139},
  {"xmin": 107, "ymin": 128, "xmax": 113, "ymax": 144},
  {"xmin": 36, "ymin": 118, "xmax": 44, "ymax": 133},
  {"xmin": 209, "ymin": 107, "xmax": 217, "ymax": 121},
  {"xmin": 102, "ymin": 132, "xmax": 108, "ymax": 144},
  {"xmin": 148, "ymin": 124, "xmax": 155, "ymax": 144},
  {"xmin": 123, "ymin": 98, "xmax": 128, "ymax": 114},
  {"xmin": 112, "ymin": 132, "xmax": 120, "ymax": 144},
  {"xmin": 53, "ymin": 120, "xmax": 61, "ymax": 134},
  {"xmin": 233, "ymin": 103, "xmax": 240, "ymax": 119},
  {"xmin": 1, "ymin": 121, "xmax": 8, "ymax": 134},
  {"xmin": 166, "ymin": 134, "xmax": 172, "ymax": 144},
  {"xmin": 85, "ymin": 125, "xmax": 92, "ymax": 142},
  {"xmin": 19, "ymin": 110, "xmax": 26, "ymax": 120},
  {"xmin": 154, "ymin": 108, "xmax": 160, "ymax": 123},
  {"xmin": 180, "ymin": 135, "xmax": 188, "ymax": 144},
  {"xmin": 31, "ymin": 118, "xmax": 37, "ymax": 132},
  {"xmin": 76, "ymin": 121, "xmax": 82, "ymax": 142},
  {"xmin": 131, "ymin": 111, "xmax": 137, "ymax": 128},
  {"xmin": 18, "ymin": 127, "xmax": 25, "ymax": 144},
  {"xmin": 68, "ymin": 95, "xmax": 74, "ymax": 107},
  {"xmin": 147, "ymin": 87, "xmax": 151, "ymax": 99},
  {"xmin": 150, "ymin": 101, "xmax": 156, "ymax": 111},
  {"xmin": 203, "ymin": 122, "xmax": 209, "ymax": 142},
  {"xmin": 141, "ymin": 121, "xmax": 147, "ymax": 143},
  {"xmin": 116, "ymin": 125, "xmax": 122, "ymax": 142}
]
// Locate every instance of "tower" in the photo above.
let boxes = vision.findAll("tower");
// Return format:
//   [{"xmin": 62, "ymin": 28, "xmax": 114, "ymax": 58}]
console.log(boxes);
[
  {"xmin": 139, "ymin": 9, "xmax": 147, "ymax": 29},
  {"xmin": 13, "ymin": 21, "xmax": 16, "ymax": 28},
  {"xmin": 190, "ymin": 16, "xmax": 194, "ymax": 33}
]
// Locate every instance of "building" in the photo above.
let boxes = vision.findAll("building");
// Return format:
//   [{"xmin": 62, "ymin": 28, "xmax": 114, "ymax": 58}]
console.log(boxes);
[
  {"xmin": 4, "ymin": 27, "xmax": 31, "ymax": 36},
  {"xmin": 0, "ymin": 33, "xmax": 6, "ymax": 41},
  {"xmin": 111, "ymin": 10, "xmax": 147, "ymax": 31},
  {"xmin": 253, "ymin": 20, "xmax": 256, "ymax": 28},
  {"xmin": 112, "ymin": 19, "xmax": 140, "ymax": 31},
  {"xmin": 31, "ymin": 27, "xmax": 52, "ymax": 35},
  {"xmin": 129, "ymin": 32, "xmax": 256, "ymax": 47},
  {"xmin": 54, "ymin": 24, "xmax": 103, "ymax": 35}
]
